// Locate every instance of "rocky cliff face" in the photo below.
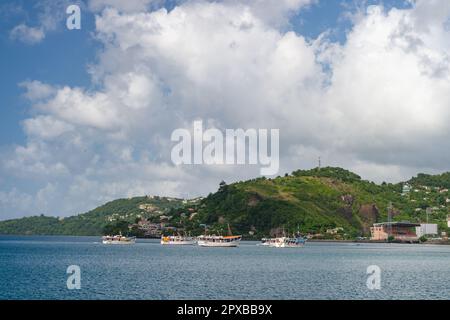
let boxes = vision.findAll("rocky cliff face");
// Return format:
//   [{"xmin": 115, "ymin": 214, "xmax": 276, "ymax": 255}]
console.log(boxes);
[{"xmin": 358, "ymin": 204, "xmax": 380, "ymax": 234}]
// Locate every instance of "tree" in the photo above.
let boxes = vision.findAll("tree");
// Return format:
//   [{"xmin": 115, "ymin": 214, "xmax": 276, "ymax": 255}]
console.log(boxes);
[{"xmin": 102, "ymin": 220, "xmax": 130, "ymax": 236}]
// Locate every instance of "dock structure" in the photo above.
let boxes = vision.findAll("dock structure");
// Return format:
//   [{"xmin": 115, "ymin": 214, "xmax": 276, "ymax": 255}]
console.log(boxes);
[{"xmin": 370, "ymin": 222, "xmax": 420, "ymax": 242}]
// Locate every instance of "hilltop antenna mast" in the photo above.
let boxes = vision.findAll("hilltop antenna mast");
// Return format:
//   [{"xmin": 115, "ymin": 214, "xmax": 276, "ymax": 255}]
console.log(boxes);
[{"xmin": 318, "ymin": 156, "xmax": 321, "ymax": 170}]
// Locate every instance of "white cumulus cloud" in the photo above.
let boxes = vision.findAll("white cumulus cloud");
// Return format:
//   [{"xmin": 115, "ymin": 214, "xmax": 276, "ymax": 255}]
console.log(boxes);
[
  {"xmin": 2, "ymin": 0, "xmax": 450, "ymax": 219},
  {"xmin": 10, "ymin": 24, "xmax": 45, "ymax": 44}
]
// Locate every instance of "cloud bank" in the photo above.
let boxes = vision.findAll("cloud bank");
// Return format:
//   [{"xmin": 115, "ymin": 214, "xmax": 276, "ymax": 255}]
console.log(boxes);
[
  {"xmin": 8, "ymin": 0, "xmax": 82, "ymax": 45},
  {"xmin": 2, "ymin": 0, "xmax": 450, "ymax": 219}
]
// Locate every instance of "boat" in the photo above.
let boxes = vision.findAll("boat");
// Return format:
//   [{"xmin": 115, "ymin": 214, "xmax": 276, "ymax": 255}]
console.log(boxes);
[
  {"xmin": 268, "ymin": 236, "xmax": 306, "ymax": 248},
  {"xmin": 261, "ymin": 227, "xmax": 307, "ymax": 248},
  {"xmin": 102, "ymin": 234, "xmax": 136, "ymax": 245},
  {"xmin": 259, "ymin": 238, "xmax": 276, "ymax": 246},
  {"xmin": 197, "ymin": 223, "xmax": 242, "ymax": 247},
  {"xmin": 161, "ymin": 235, "xmax": 197, "ymax": 245},
  {"xmin": 197, "ymin": 235, "xmax": 242, "ymax": 247}
]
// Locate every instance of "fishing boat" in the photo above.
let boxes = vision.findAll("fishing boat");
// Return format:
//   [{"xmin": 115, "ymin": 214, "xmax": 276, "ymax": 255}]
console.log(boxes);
[
  {"xmin": 261, "ymin": 227, "xmax": 307, "ymax": 248},
  {"xmin": 268, "ymin": 236, "xmax": 306, "ymax": 248},
  {"xmin": 102, "ymin": 234, "xmax": 136, "ymax": 245},
  {"xmin": 259, "ymin": 238, "xmax": 276, "ymax": 246},
  {"xmin": 197, "ymin": 235, "xmax": 242, "ymax": 247},
  {"xmin": 197, "ymin": 223, "xmax": 242, "ymax": 247},
  {"xmin": 161, "ymin": 235, "xmax": 197, "ymax": 245}
]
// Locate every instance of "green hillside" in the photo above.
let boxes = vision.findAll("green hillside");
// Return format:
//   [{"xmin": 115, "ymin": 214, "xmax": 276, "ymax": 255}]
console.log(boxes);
[
  {"xmin": 1, "ymin": 167, "xmax": 449, "ymax": 238},
  {"xmin": 196, "ymin": 167, "xmax": 449, "ymax": 238},
  {"xmin": 0, "ymin": 196, "xmax": 186, "ymax": 236}
]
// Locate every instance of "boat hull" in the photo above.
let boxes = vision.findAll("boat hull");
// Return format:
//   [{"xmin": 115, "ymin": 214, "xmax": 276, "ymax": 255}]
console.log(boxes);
[
  {"xmin": 197, "ymin": 240, "xmax": 240, "ymax": 247},
  {"xmin": 102, "ymin": 239, "xmax": 135, "ymax": 245},
  {"xmin": 102, "ymin": 235, "xmax": 136, "ymax": 245},
  {"xmin": 161, "ymin": 240, "xmax": 197, "ymax": 245},
  {"xmin": 197, "ymin": 235, "xmax": 242, "ymax": 247},
  {"xmin": 161, "ymin": 236, "xmax": 197, "ymax": 245},
  {"xmin": 265, "ymin": 237, "xmax": 306, "ymax": 248},
  {"xmin": 269, "ymin": 242, "xmax": 304, "ymax": 248}
]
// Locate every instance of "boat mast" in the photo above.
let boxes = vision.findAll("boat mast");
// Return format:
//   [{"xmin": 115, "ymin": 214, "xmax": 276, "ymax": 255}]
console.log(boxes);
[{"xmin": 227, "ymin": 223, "xmax": 232, "ymax": 236}]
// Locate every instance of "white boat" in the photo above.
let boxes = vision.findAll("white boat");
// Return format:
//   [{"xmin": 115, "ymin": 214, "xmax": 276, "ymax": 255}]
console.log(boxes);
[
  {"xmin": 102, "ymin": 234, "xmax": 136, "ymax": 245},
  {"xmin": 259, "ymin": 238, "xmax": 276, "ymax": 246},
  {"xmin": 197, "ymin": 235, "xmax": 242, "ymax": 247},
  {"xmin": 161, "ymin": 235, "xmax": 197, "ymax": 245},
  {"xmin": 268, "ymin": 236, "xmax": 306, "ymax": 248}
]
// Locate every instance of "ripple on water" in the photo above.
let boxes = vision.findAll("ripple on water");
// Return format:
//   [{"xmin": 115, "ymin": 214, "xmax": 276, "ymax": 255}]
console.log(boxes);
[{"xmin": 0, "ymin": 236, "xmax": 449, "ymax": 299}]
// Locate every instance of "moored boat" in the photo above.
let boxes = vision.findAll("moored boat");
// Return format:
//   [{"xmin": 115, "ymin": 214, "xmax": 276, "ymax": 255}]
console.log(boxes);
[
  {"xmin": 260, "ymin": 237, "xmax": 276, "ymax": 246},
  {"xmin": 102, "ymin": 234, "xmax": 136, "ymax": 245},
  {"xmin": 261, "ymin": 226, "xmax": 307, "ymax": 248},
  {"xmin": 268, "ymin": 236, "xmax": 306, "ymax": 248},
  {"xmin": 197, "ymin": 223, "xmax": 242, "ymax": 247},
  {"xmin": 197, "ymin": 235, "xmax": 242, "ymax": 247},
  {"xmin": 161, "ymin": 235, "xmax": 197, "ymax": 245}
]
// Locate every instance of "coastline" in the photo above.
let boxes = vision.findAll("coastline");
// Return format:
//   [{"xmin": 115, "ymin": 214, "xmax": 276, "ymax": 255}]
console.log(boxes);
[
  {"xmin": 1, "ymin": 234, "xmax": 450, "ymax": 245},
  {"xmin": 308, "ymin": 239, "xmax": 450, "ymax": 245}
]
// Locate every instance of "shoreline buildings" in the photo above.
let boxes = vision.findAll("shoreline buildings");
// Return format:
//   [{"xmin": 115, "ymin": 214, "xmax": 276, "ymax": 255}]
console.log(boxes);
[
  {"xmin": 370, "ymin": 222, "xmax": 420, "ymax": 241},
  {"xmin": 416, "ymin": 224, "xmax": 438, "ymax": 238},
  {"xmin": 371, "ymin": 222, "xmax": 440, "ymax": 241}
]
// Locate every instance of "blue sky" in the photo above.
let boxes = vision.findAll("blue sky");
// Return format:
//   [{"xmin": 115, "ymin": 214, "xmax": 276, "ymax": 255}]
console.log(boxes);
[
  {"xmin": 1, "ymin": 0, "xmax": 450, "ymax": 219},
  {"xmin": 0, "ymin": 0, "xmax": 413, "ymax": 147},
  {"xmin": 0, "ymin": 1, "xmax": 97, "ymax": 145},
  {"xmin": 295, "ymin": 0, "xmax": 412, "ymax": 42}
]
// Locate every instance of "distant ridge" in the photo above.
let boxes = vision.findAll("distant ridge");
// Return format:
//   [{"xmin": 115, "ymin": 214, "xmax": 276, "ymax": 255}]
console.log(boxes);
[{"xmin": 1, "ymin": 167, "xmax": 449, "ymax": 238}]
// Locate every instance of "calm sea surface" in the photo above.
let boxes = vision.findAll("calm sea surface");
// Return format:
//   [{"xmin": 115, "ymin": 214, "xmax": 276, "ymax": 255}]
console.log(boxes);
[{"xmin": 0, "ymin": 235, "xmax": 449, "ymax": 300}]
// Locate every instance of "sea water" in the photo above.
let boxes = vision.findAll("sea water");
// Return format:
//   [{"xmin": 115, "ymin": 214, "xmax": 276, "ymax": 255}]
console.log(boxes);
[{"xmin": 0, "ymin": 236, "xmax": 449, "ymax": 300}]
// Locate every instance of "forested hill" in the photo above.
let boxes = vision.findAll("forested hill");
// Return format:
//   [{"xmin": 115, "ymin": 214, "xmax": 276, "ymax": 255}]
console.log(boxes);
[
  {"xmin": 1, "ymin": 167, "xmax": 450, "ymax": 238},
  {"xmin": 197, "ymin": 167, "xmax": 449, "ymax": 237},
  {"xmin": 0, "ymin": 196, "xmax": 186, "ymax": 236}
]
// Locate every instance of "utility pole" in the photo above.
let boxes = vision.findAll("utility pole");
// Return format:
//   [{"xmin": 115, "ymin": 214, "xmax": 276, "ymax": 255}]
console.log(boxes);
[
  {"xmin": 387, "ymin": 202, "xmax": 393, "ymax": 241},
  {"xmin": 426, "ymin": 207, "xmax": 431, "ymax": 224},
  {"xmin": 318, "ymin": 156, "xmax": 321, "ymax": 170}
]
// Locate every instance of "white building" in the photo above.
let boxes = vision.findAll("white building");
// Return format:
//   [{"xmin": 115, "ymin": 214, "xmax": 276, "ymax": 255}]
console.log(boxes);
[
  {"xmin": 402, "ymin": 183, "xmax": 411, "ymax": 196},
  {"xmin": 447, "ymin": 215, "xmax": 450, "ymax": 228},
  {"xmin": 416, "ymin": 224, "xmax": 438, "ymax": 237},
  {"xmin": 326, "ymin": 227, "xmax": 344, "ymax": 235}
]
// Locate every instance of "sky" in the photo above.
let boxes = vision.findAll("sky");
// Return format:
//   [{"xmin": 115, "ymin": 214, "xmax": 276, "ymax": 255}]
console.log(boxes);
[{"xmin": 1, "ymin": 0, "xmax": 450, "ymax": 220}]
